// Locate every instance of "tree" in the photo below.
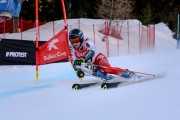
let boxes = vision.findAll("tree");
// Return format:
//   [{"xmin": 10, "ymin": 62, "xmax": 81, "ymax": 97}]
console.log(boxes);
[
  {"xmin": 20, "ymin": 0, "xmax": 62, "ymax": 21},
  {"xmin": 96, "ymin": 0, "xmax": 134, "ymax": 37},
  {"xmin": 140, "ymin": 3, "xmax": 154, "ymax": 25},
  {"xmin": 19, "ymin": 0, "xmax": 180, "ymax": 33},
  {"xmin": 96, "ymin": 0, "xmax": 134, "ymax": 20},
  {"xmin": 70, "ymin": 0, "xmax": 98, "ymax": 18},
  {"xmin": 38, "ymin": 0, "xmax": 62, "ymax": 21}
]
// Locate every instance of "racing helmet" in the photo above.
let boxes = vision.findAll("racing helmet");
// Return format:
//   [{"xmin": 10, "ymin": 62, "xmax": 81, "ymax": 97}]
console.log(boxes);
[{"xmin": 69, "ymin": 28, "xmax": 84, "ymax": 44}]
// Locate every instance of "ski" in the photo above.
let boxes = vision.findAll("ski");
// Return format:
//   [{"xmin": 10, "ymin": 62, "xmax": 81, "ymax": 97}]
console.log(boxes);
[
  {"xmin": 72, "ymin": 73, "xmax": 166, "ymax": 90},
  {"xmin": 101, "ymin": 73, "xmax": 166, "ymax": 90},
  {"xmin": 72, "ymin": 82, "xmax": 100, "ymax": 90},
  {"xmin": 101, "ymin": 82, "xmax": 124, "ymax": 89}
]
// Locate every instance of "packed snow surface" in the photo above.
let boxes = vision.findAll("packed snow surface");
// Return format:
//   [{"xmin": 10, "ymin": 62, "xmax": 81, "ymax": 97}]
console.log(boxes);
[{"xmin": 0, "ymin": 19, "xmax": 180, "ymax": 120}]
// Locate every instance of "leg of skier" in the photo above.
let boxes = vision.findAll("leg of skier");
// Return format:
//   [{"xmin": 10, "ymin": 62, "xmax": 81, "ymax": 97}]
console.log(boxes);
[
  {"xmin": 91, "ymin": 53, "xmax": 116, "ymax": 80},
  {"xmin": 93, "ymin": 53, "xmax": 134, "ymax": 79}
]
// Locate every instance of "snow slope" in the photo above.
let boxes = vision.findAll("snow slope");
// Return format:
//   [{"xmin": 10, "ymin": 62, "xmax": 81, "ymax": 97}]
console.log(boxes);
[{"xmin": 0, "ymin": 19, "xmax": 180, "ymax": 120}]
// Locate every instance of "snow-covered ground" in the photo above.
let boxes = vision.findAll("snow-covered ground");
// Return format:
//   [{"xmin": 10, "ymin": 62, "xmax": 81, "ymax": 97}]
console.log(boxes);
[{"xmin": 0, "ymin": 19, "xmax": 180, "ymax": 120}]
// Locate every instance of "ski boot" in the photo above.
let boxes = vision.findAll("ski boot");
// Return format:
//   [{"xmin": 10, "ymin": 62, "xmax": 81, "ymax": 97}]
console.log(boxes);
[
  {"xmin": 92, "ymin": 69, "xmax": 115, "ymax": 80},
  {"xmin": 121, "ymin": 70, "xmax": 135, "ymax": 78}
]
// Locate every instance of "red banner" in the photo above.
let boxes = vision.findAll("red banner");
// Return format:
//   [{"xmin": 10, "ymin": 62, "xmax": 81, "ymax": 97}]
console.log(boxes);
[{"xmin": 38, "ymin": 29, "xmax": 70, "ymax": 65}]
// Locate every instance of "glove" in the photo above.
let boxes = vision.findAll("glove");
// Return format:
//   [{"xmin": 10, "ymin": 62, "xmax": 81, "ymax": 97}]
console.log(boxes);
[
  {"xmin": 74, "ymin": 58, "xmax": 85, "ymax": 66},
  {"xmin": 76, "ymin": 69, "xmax": 85, "ymax": 78}
]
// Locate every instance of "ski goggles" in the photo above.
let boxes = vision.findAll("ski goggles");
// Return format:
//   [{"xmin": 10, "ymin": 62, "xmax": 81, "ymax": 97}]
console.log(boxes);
[{"xmin": 70, "ymin": 37, "xmax": 80, "ymax": 43}]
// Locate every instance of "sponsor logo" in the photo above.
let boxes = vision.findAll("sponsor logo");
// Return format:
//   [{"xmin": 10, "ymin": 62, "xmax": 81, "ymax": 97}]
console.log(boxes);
[
  {"xmin": 43, "ymin": 52, "xmax": 67, "ymax": 61},
  {"xmin": 75, "ymin": 49, "xmax": 88, "ymax": 58},
  {"xmin": 97, "ymin": 54, "xmax": 105, "ymax": 61},
  {"xmin": 47, "ymin": 39, "xmax": 59, "ymax": 51},
  {"xmin": 6, "ymin": 52, "xmax": 27, "ymax": 58},
  {"xmin": 76, "ymin": 52, "xmax": 86, "ymax": 58}
]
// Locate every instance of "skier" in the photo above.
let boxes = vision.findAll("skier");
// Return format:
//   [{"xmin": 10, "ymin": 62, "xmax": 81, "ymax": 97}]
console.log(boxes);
[{"xmin": 69, "ymin": 28, "xmax": 134, "ymax": 80}]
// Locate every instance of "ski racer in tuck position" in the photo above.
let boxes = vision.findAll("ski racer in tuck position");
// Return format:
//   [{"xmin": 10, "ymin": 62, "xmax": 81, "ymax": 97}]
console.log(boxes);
[{"xmin": 69, "ymin": 28, "xmax": 134, "ymax": 80}]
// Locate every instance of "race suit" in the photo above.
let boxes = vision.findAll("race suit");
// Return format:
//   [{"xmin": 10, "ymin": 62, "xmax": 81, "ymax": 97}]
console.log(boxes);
[{"xmin": 69, "ymin": 38, "xmax": 124, "ymax": 75}]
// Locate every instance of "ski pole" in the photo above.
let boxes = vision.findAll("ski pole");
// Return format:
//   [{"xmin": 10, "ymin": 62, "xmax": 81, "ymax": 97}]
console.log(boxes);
[
  {"xmin": 82, "ymin": 63, "xmax": 155, "ymax": 76},
  {"xmin": 128, "ymin": 70, "xmax": 155, "ymax": 76}
]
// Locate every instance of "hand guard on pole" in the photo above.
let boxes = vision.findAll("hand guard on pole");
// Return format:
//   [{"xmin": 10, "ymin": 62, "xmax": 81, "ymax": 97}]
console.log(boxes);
[
  {"xmin": 74, "ymin": 58, "xmax": 85, "ymax": 66},
  {"xmin": 76, "ymin": 68, "xmax": 85, "ymax": 78}
]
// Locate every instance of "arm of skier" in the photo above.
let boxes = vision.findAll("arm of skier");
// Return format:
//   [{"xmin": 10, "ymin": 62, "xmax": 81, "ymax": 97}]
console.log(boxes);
[{"xmin": 82, "ymin": 39, "xmax": 96, "ymax": 62}]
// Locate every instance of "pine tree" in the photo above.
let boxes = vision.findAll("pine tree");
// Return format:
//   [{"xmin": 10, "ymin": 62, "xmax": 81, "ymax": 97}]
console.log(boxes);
[{"xmin": 140, "ymin": 3, "xmax": 153, "ymax": 25}]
